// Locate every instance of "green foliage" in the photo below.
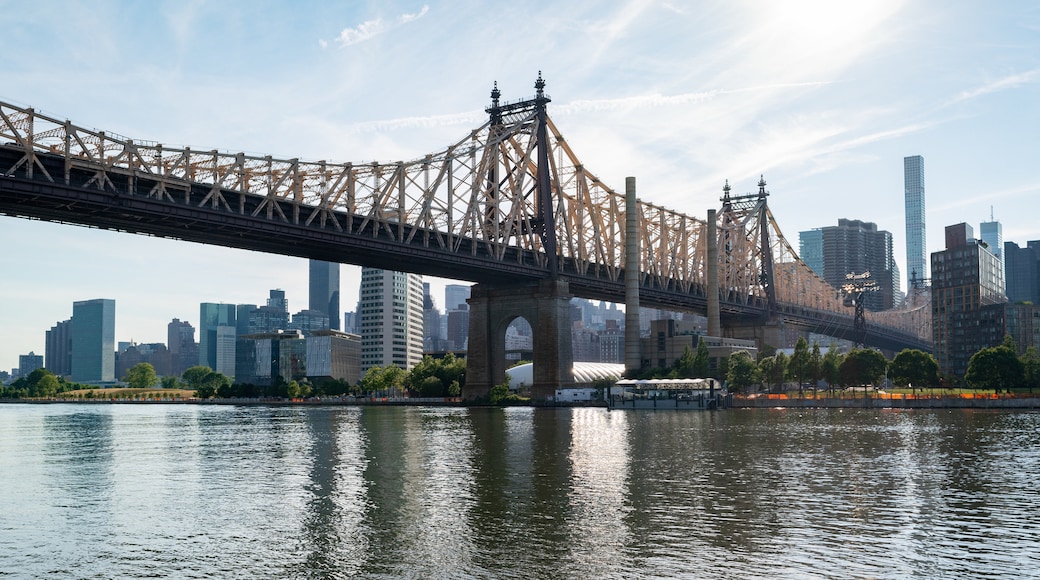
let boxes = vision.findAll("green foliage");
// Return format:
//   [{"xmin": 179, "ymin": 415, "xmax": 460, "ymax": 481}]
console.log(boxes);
[
  {"xmin": 123, "ymin": 363, "xmax": 158, "ymax": 390},
  {"xmin": 787, "ymin": 337, "xmax": 811, "ymax": 387},
  {"xmin": 758, "ymin": 352, "xmax": 788, "ymax": 392},
  {"xmin": 821, "ymin": 346, "xmax": 843, "ymax": 389},
  {"xmin": 693, "ymin": 338, "xmax": 711, "ymax": 378},
  {"xmin": 966, "ymin": 344, "xmax": 1024, "ymax": 391},
  {"xmin": 726, "ymin": 350, "xmax": 759, "ymax": 393},
  {"xmin": 838, "ymin": 348, "xmax": 888, "ymax": 387},
  {"xmin": 184, "ymin": 366, "xmax": 231, "ymax": 399},
  {"xmin": 0, "ymin": 368, "xmax": 81, "ymax": 398},
  {"xmin": 358, "ymin": 365, "xmax": 406, "ymax": 395},
  {"xmin": 405, "ymin": 354, "xmax": 466, "ymax": 397},
  {"xmin": 672, "ymin": 345, "xmax": 698, "ymax": 379},
  {"xmin": 808, "ymin": 341, "xmax": 823, "ymax": 385},
  {"xmin": 1021, "ymin": 346, "xmax": 1040, "ymax": 393},
  {"xmin": 182, "ymin": 366, "xmax": 215, "ymax": 391},
  {"xmin": 488, "ymin": 378, "xmax": 524, "ymax": 405},
  {"xmin": 889, "ymin": 349, "xmax": 939, "ymax": 388},
  {"xmin": 160, "ymin": 375, "xmax": 182, "ymax": 389}
]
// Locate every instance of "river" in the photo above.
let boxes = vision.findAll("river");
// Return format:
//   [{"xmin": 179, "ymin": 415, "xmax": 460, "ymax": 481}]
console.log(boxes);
[{"xmin": 1, "ymin": 404, "xmax": 1038, "ymax": 578}]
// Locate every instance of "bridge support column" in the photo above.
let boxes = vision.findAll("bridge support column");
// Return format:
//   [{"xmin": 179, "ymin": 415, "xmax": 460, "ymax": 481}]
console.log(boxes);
[
  {"xmin": 464, "ymin": 279, "xmax": 574, "ymax": 402},
  {"xmin": 723, "ymin": 318, "xmax": 786, "ymax": 353}
]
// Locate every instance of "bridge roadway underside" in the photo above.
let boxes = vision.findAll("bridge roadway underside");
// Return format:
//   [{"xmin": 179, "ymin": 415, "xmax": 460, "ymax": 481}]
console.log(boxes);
[{"xmin": 0, "ymin": 149, "xmax": 930, "ymax": 354}]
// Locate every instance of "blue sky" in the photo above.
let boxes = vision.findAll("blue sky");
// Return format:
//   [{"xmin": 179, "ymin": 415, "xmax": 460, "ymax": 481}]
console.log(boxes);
[{"xmin": 1, "ymin": 0, "xmax": 1038, "ymax": 372}]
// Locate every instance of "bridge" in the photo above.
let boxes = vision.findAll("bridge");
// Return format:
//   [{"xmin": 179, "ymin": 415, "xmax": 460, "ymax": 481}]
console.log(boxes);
[{"xmin": 0, "ymin": 75, "xmax": 931, "ymax": 399}]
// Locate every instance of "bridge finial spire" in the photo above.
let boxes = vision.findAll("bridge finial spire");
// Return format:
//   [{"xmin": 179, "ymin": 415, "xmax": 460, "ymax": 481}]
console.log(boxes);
[
  {"xmin": 490, "ymin": 81, "xmax": 500, "ymax": 107},
  {"xmin": 758, "ymin": 175, "xmax": 768, "ymax": 200},
  {"xmin": 535, "ymin": 71, "xmax": 545, "ymax": 99}
]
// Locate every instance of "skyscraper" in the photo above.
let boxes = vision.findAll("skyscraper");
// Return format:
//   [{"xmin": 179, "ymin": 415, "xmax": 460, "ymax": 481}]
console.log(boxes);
[
  {"xmin": 199, "ymin": 303, "xmax": 236, "ymax": 376},
  {"xmin": 45, "ymin": 318, "xmax": 72, "ymax": 377},
  {"xmin": 980, "ymin": 212, "xmax": 1003, "ymax": 284},
  {"xmin": 798, "ymin": 228, "xmax": 824, "ymax": 278},
  {"xmin": 931, "ymin": 223, "xmax": 1006, "ymax": 378},
  {"xmin": 358, "ymin": 268, "xmax": 424, "ymax": 371},
  {"xmin": 71, "ymin": 298, "xmax": 116, "ymax": 383},
  {"xmin": 816, "ymin": 219, "xmax": 897, "ymax": 311},
  {"xmin": 444, "ymin": 284, "xmax": 470, "ymax": 312},
  {"xmin": 1005, "ymin": 240, "xmax": 1040, "ymax": 304},
  {"xmin": 904, "ymin": 155, "xmax": 927, "ymax": 286},
  {"xmin": 167, "ymin": 318, "xmax": 198, "ymax": 376},
  {"xmin": 18, "ymin": 352, "xmax": 43, "ymax": 378},
  {"xmin": 308, "ymin": 260, "xmax": 340, "ymax": 331}
]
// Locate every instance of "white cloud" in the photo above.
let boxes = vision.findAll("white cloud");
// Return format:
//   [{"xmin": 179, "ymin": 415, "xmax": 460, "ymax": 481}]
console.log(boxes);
[
  {"xmin": 948, "ymin": 68, "xmax": 1040, "ymax": 105},
  {"xmin": 331, "ymin": 6, "xmax": 430, "ymax": 47},
  {"xmin": 336, "ymin": 17, "xmax": 387, "ymax": 46}
]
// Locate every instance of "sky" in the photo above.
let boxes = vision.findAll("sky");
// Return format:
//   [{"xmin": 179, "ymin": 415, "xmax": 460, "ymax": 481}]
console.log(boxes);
[{"xmin": 1, "ymin": 0, "xmax": 1038, "ymax": 372}]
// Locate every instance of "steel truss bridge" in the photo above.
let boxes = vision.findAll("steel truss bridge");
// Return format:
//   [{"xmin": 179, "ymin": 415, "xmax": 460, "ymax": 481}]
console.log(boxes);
[{"xmin": 0, "ymin": 78, "xmax": 931, "ymax": 352}]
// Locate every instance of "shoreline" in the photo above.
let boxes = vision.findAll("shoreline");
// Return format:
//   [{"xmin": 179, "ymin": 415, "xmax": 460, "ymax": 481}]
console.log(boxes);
[{"xmin": 4, "ymin": 396, "xmax": 1040, "ymax": 410}]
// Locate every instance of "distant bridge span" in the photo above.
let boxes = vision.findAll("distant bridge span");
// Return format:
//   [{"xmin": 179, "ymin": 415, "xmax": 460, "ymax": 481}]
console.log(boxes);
[{"xmin": 0, "ymin": 81, "xmax": 930, "ymax": 354}]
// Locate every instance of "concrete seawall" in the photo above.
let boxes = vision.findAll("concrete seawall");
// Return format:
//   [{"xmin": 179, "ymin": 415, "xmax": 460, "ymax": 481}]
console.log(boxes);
[{"xmin": 731, "ymin": 396, "xmax": 1040, "ymax": 409}]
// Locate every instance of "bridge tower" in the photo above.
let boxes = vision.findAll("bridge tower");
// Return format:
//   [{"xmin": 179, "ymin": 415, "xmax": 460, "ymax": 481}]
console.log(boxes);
[
  {"xmin": 464, "ymin": 74, "xmax": 574, "ymax": 402},
  {"xmin": 718, "ymin": 177, "xmax": 786, "ymax": 350}
]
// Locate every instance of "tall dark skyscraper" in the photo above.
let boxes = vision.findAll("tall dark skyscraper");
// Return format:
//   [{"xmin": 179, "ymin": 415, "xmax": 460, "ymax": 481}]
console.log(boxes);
[
  {"xmin": 309, "ymin": 260, "xmax": 340, "ymax": 331},
  {"xmin": 904, "ymin": 155, "xmax": 926, "ymax": 286}
]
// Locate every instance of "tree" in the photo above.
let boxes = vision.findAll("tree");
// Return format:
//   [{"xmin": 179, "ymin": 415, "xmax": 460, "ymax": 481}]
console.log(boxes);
[
  {"xmin": 966, "ymin": 345, "xmax": 1024, "ymax": 392},
  {"xmin": 123, "ymin": 363, "xmax": 158, "ymax": 390},
  {"xmin": 839, "ymin": 348, "xmax": 888, "ymax": 387},
  {"xmin": 889, "ymin": 349, "xmax": 939, "ymax": 389},
  {"xmin": 693, "ymin": 339, "xmax": 711, "ymax": 378},
  {"xmin": 758, "ymin": 352, "xmax": 788, "ymax": 392},
  {"xmin": 821, "ymin": 347, "xmax": 843, "ymax": 392},
  {"xmin": 808, "ymin": 341, "xmax": 823, "ymax": 390},
  {"xmin": 787, "ymin": 337, "xmax": 811, "ymax": 391},
  {"xmin": 34, "ymin": 374, "xmax": 60, "ymax": 398},
  {"xmin": 726, "ymin": 350, "xmax": 759, "ymax": 393},
  {"xmin": 161, "ymin": 375, "xmax": 182, "ymax": 390},
  {"xmin": 358, "ymin": 365, "xmax": 406, "ymax": 396},
  {"xmin": 182, "ymin": 366, "xmax": 214, "ymax": 391},
  {"xmin": 1021, "ymin": 346, "xmax": 1040, "ymax": 393},
  {"xmin": 672, "ymin": 345, "xmax": 697, "ymax": 379}
]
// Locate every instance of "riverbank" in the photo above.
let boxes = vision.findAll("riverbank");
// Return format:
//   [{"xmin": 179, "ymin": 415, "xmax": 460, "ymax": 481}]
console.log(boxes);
[{"xmin": 731, "ymin": 393, "xmax": 1040, "ymax": 409}]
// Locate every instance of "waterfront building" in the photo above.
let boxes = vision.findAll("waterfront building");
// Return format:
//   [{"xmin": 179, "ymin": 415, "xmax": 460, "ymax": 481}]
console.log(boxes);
[
  {"xmin": 931, "ymin": 223, "xmax": 1006, "ymax": 379},
  {"xmin": 1004, "ymin": 303, "xmax": 1040, "ymax": 356},
  {"xmin": 1005, "ymin": 240, "xmax": 1040, "ymax": 304},
  {"xmin": 235, "ymin": 330, "xmax": 306, "ymax": 387},
  {"xmin": 18, "ymin": 352, "xmax": 43, "ymax": 378},
  {"xmin": 45, "ymin": 319, "xmax": 72, "ymax": 377},
  {"xmin": 71, "ymin": 298, "xmax": 116, "ymax": 383},
  {"xmin": 199, "ymin": 303, "xmax": 237, "ymax": 377},
  {"xmin": 904, "ymin": 155, "xmax": 927, "ymax": 285},
  {"xmin": 308, "ymin": 260, "xmax": 340, "ymax": 331},
  {"xmin": 305, "ymin": 329, "xmax": 362, "ymax": 384},
  {"xmin": 358, "ymin": 268, "xmax": 425, "ymax": 371}
]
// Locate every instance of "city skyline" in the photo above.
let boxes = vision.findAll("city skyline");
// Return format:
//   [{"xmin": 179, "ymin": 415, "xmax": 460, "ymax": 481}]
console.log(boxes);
[{"xmin": 2, "ymin": 1, "xmax": 1039, "ymax": 370}]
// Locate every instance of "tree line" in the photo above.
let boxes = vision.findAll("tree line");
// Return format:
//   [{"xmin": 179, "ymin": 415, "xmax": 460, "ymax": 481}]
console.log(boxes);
[{"xmin": 713, "ymin": 335, "xmax": 1040, "ymax": 394}]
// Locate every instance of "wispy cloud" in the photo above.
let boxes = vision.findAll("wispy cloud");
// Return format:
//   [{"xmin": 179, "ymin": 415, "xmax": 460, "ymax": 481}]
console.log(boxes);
[
  {"xmin": 947, "ymin": 68, "xmax": 1039, "ymax": 105},
  {"xmin": 327, "ymin": 5, "xmax": 430, "ymax": 48}
]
